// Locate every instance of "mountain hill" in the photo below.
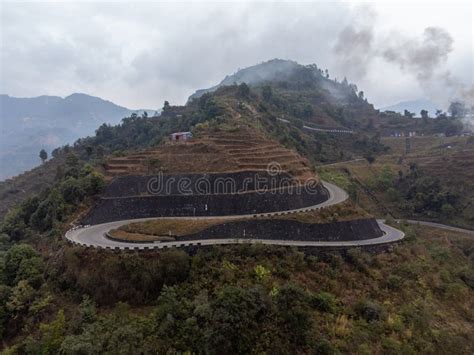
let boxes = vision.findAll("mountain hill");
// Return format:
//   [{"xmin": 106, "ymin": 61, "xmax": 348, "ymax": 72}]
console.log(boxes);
[
  {"xmin": 189, "ymin": 59, "xmax": 379, "ymax": 131},
  {"xmin": 188, "ymin": 59, "xmax": 300, "ymax": 102},
  {"xmin": 380, "ymin": 99, "xmax": 442, "ymax": 117},
  {"xmin": 0, "ymin": 60, "xmax": 386, "ymax": 220},
  {"xmin": 0, "ymin": 93, "xmax": 155, "ymax": 180}
]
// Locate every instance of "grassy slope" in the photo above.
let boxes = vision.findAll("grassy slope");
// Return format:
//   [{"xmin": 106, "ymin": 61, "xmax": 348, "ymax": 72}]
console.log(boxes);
[{"xmin": 317, "ymin": 136, "xmax": 474, "ymax": 229}]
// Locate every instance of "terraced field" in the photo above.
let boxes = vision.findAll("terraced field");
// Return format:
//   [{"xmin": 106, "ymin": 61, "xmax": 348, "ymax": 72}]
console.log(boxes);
[{"xmin": 102, "ymin": 128, "xmax": 315, "ymax": 182}]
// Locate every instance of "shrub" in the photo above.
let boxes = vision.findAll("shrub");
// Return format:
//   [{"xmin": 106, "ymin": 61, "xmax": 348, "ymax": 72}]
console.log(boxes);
[
  {"xmin": 310, "ymin": 292, "xmax": 338, "ymax": 313},
  {"xmin": 254, "ymin": 265, "xmax": 271, "ymax": 281},
  {"xmin": 275, "ymin": 284, "xmax": 313, "ymax": 346},
  {"xmin": 314, "ymin": 337, "xmax": 337, "ymax": 354},
  {"xmin": 386, "ymin": 274, "xmax": 403, "ymax": 290},
  {"xmin": 354, "ymin": 299, "xmax": 384, "ymax": 322},
  {"xmin": 4, "ymin": 244, "xmax": 40, "ymax": 285}
]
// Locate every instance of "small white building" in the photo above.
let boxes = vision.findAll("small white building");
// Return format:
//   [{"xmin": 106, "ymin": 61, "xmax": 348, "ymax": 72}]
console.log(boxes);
[{"xmin": 170, "ymin": 131, "xmax": 193, "ymax": 142}]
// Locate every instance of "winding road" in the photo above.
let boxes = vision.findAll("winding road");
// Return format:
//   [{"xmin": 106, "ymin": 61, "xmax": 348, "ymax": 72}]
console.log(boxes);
[
  {"xmin": 65, "ymin": 181, "xmax": 405, "ymax": 250},
  {"xmin": 400, "ymin": 220, "xmax": 474, "ymax": 236}
]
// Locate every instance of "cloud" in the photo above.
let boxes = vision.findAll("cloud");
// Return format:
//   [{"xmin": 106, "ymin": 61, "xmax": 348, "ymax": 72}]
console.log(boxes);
[{"xmin": 0, "ymin": 2, "xmax": 472, "ymax": 109}]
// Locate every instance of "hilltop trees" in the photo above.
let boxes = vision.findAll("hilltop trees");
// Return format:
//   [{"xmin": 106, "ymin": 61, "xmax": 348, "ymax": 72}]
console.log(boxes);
[
  {"xmin": 404, "ymin": 110, "xmax": 414, "ymax": 119},
  {"xmin": 261, "ymin": 85, "xmax": 273, "ymax": 101},
  {"xmin": 420, "ymin": 109, "xmax": 429, "ymax": 120},
  {"xmin": 39, "ymin": 149, "xmax": 48, "ymax": 164},
  {"xmin": 238, "ymin": 83, "xmax": 251, "ymax": 99}
]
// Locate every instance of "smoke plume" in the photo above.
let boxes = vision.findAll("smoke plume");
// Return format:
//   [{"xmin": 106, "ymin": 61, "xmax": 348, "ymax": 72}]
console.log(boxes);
[
  {"xmin": 382, "ymin": 27, "xmax": 453, "ymax": 82},
  {"xmin": 334, "ymin": 23, "xmax": 473, "ymax": 110}
]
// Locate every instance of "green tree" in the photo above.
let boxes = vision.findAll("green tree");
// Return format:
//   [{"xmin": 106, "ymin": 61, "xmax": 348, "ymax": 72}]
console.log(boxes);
[
  {"xmin": 238, "ymin": 83, "xmax": 250, "ymax": 99},
  {"xmin": 60, "ymin": 177, "xmax": 84, "ymax": 204},
  {"xmin": 254, "ymin": 265, "xmax": 271, "ymax": 281},
  {"xmin": 65, "ymin": 153, "xmax": 80, "ymax": 178},
  {"xmin": 1, "ymin": 207, "xmax": 30, "ymax": 241},
  {"xmin": 302, "ymin": 104, "xmax": 313, "ymax": 118},
  {"xmin": 354, "ymin": 299, "xmax": 384, "ymax": 322},
  {"xmin": 420, "ymin": 109, "xmax": 429, "ymax": 120},
  {"xmin": 4, "ymin": 244, "xmax": 38, "ymax": 285},
  {"xmin": 275, "ymin": 284, "xmax": 312, "ymax": 347},
  {"xmin": 262, "ymin": 85, "xmax": 273, "ymax": 101},
  {"xmin": 85, "ymin": 172, "xmax": 106, "ymax": 195},
  {"xmin": 441, "ymin": 203, "xmax": 455, "ymax": 216},
  {"xmin": 348, "ymin": 183, "xmax": 358, "ymax": 202},
  {"xmin": 404, "ymin": 110, "xmax": 414, "ymax": 118},
  {"xmin": 0, "ymin": 285, "xmax": 11, "ymax": 338},
  {"xmin": 39, "ymin": 310, "xmax": 66, "ymax": 354},
  {"xmin": 205, "ymin": 286, "xmax": 267, "ymax": 354},
  {"xmin": 365, "ymin": 154, "xmax": 375, "ymax": 165},
  {"xmin": 85, "ymin": 145, "xmax": 94, "ymax": 158},
  {"xmin": 376, "ymin": 166, "xmax": 395, "ymax": 190},
  {"xmin": 79, "ymin": 295, "xmax": 97, "ymax": 324},
  {"xmin": 310, "ymin": 291, "xmax": 337, "ymax": 313},
  {"xmin": 7, "ymin": 280, "xmax": 36, "ymax": 314},
  {"xmin": 386, "ymin": 187, "xmax": 401, "ymax": 202},
  {"xmin": 39, "ymin": 149, "xmax": 48, "ymax": 164},
  {"xmin": 15, "ymin": 256, "xmax": 44, "ymax": 288}
]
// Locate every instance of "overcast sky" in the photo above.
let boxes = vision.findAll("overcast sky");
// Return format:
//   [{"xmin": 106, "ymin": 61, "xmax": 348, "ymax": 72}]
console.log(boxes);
[{"xmin": 0, "ymin": 1, "xmax": 472, "ymax": 110}]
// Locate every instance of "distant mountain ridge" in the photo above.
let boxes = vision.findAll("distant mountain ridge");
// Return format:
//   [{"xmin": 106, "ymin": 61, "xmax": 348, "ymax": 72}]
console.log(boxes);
[
  {"xmin": 379, "ymin": 99, "xmax": 443, "ymax": 117},
  {"xmin": 0, "ymin": 93, "xmax": 156, "ymax": 180}
]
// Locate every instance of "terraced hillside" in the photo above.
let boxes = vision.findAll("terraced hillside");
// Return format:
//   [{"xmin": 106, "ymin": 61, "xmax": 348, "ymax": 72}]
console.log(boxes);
[{"xmin": 102, "ymin": 128, "xmax": 314, "ymax": 182}]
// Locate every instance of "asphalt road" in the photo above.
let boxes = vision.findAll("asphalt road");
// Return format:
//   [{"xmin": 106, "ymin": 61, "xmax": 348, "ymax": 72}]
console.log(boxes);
[
  {"xmin": 277, "ymin": 118, "xmax": 354, "ymax": 134},
  {"xmin": 65, "ymin": 181, "xmax": 405, "ymax": 250},
  {"xmin": 400, "ymin": 219, "xmax": 474, "ymax": 236}
]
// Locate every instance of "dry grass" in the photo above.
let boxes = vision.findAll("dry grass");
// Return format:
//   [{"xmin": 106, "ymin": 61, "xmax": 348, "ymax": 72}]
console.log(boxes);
[
  {"xmin": 118, "ymin": 218, "xmax": 228, "ymax": 237},
  {"xmin": 274, "ymin": 201, "xmax": 371, "ymax": 223},
  {"xmin": 108, "ymin": 229, "xmax": 175, "ymax": 242}
]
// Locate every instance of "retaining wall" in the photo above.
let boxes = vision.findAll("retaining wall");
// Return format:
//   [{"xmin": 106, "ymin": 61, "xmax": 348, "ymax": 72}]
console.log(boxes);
[
  {"xmin": 82, "ymin": 182, "xmax": 329, "ymax": 225},
  {"xmin": 103, "ymin": 171, "xmax": 297, "ymax": 197},
  {"xmin": 180, "ymin": 218, "xmax": 383, "ymax": 242}
]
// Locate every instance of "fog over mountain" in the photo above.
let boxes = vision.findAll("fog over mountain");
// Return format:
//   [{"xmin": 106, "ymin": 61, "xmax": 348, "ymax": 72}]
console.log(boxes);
[
  {"xmin": 188, "ymin": 59, "xmax": 301, "ymax": 102},
  {"xmin": 0, "ymin": 93, "xmax": 154, "ymax": 180}
]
